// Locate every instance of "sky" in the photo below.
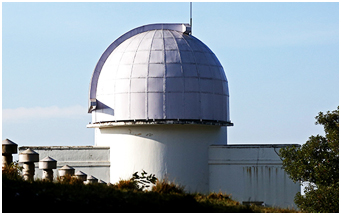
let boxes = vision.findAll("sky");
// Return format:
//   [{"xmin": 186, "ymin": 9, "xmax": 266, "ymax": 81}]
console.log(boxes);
[{"xmin": 2, "ymin": 2, "xmax": 339, "ymax": 150}]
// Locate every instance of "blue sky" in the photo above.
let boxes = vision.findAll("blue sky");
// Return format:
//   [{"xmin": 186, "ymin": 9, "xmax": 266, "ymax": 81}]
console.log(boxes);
[{"xmin": 2, "ymin": 2, "xmax": 339, "ymax": 148}]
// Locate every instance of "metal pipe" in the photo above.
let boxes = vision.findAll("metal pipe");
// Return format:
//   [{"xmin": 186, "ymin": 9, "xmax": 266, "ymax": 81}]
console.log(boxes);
[{"xmin": 190, "ymin": 2, "xmax": 192, "ymax": 35}]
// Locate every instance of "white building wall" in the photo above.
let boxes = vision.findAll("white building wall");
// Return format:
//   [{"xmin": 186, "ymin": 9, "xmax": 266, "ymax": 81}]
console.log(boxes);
[
  {"xmin": 95, "ymin": 124, "xmax": 227, "ymax": 194},
  {"xmin": 208, "ymin": 144, "xmax": 300, "ymax": 208}
]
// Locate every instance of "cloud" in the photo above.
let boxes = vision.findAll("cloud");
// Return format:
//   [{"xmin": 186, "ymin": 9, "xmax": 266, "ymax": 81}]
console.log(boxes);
[{"xmin": 2, "ymin": 105, "xmax": 88, "ymax": 122}]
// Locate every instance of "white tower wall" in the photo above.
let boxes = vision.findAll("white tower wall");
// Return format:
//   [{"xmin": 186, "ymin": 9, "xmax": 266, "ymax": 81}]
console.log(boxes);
[{"xmin": 94, "ymin": 124, "xmax": 227, "ymax": 193}]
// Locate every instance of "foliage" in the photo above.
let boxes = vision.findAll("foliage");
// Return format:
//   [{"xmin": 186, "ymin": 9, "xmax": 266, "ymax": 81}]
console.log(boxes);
[
  {"xmin": 112, "ymin": 170, "xmax": 157, "ymax": 191},
  {"xmin": 279, "ymin": 107, "xmax": 339, "ymax": 213},
  {"xmin": 3, "ymin": 174, "xmax": 299, "ymax": 213},
  {"xmin": 294, "ymin": 182, "xmax": 339, "ymax": 213},
  {"xmin": 131, "ymin": 170, "xmax": 157, "ymax": 190},
  {"xmin": 206, "ymin": 192, "xmax": 235, "ymax": 202},
  {"xmin": 56, "ymin": 174, "xmax": 84, "ymax": 185},
  {"xmin": 195, "ymin": 192, "xmax": 238, "ymax": 206},
  {"xmin": 2, "ymin": 161, "xmax": 23, "ymax": 181},
  {"xmin": 2, "ymin": 167, "xmax": 300, "ymax": 213},
  {"xmin": 151, "ymin": 178, "xmax": 185, "ymax": 194},
  {"xmin": 112, "ymin": 178, "xmax": 139, "ymax": 191},
  {"xmin": 194, "ymin": 192, "xmax": 298, "ymax": 213}
]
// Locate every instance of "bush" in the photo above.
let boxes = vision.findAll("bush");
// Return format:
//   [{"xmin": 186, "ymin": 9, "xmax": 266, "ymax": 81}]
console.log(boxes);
[
  {"xmin": 56, "ymin": 175, "xmax": 84, "ymax": 185},
  {"xmin": 207, "ymin": 192, "xmax": 233, "ymax": 201},
  {"xmin": 112, "ymin": 178, "xmax": 140, "ymax": 191},
  {"xmin": 112, "ymin": 170, "xmax": 157, "ymax": 191},
  {"xmin": 131, "ymin": 170, "xmax": 157, "ymax": 190},
  {"xmin": 152, "ymin": 178, "xmax": 185, "ymax": 194},
  {"xmin": 2, "ymin": 161, "xmax": 22, "ymax": 181},
  {"xmin": 2, "ymin": 168, "xmax": 300, "ymax": 213}
]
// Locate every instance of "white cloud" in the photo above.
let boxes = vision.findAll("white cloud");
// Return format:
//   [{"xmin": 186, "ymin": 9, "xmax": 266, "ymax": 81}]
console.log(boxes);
[{"xmin": 2, "ymin": 105, "xmax": 88, "ymax": 122}]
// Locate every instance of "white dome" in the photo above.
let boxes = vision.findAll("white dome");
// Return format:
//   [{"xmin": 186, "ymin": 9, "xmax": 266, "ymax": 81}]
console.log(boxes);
[{"xmin": 88, "ymin": 23, "xmax": 232, "ymax": 126}]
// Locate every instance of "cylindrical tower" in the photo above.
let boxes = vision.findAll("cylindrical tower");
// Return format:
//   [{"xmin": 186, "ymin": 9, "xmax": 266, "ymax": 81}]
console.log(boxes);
[{"xmin": 87, "ymin": 23, "xmax": 233, "ymax": 193}]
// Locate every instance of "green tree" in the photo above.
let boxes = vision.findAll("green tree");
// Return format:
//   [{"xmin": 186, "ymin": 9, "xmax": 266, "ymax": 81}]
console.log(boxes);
[{"xmin": 279, "ymin": 107, "xmax": 339, "ymax": 213}]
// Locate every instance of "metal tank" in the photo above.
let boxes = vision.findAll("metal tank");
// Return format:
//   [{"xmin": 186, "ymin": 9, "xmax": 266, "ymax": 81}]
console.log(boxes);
[{"xmin": 87, "ymin": 23, "xmax": 233, "ymax": 193}]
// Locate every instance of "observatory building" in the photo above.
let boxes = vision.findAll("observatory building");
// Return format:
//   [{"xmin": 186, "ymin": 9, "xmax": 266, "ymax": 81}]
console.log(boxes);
[
  {"xmin": 87, "ymin": 23, "xmax": 232, "ymax": 193},
  {"xmin": 18, "ymin": 23, "xmax": 300, "ymax": 208}
]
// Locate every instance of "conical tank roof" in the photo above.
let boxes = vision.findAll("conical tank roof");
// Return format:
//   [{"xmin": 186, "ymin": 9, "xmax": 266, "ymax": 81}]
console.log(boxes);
[
  {"xmin": 2, "ymin": 139, "xmax": 17, "ymax": 145},
  {"xmin": 2, "ymin": 139, "xmax": 18, "ymax": 154}
]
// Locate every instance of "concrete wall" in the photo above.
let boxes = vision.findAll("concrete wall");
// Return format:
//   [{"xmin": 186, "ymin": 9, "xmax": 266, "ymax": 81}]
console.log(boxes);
[
  {"xmin": 94, "ymin": 124, "xmax": 227, "ymax": 194},
  {"xmin": 208, "ymin": 144, "xmax": 300, "ymax": 208},
  {"xmin": 19, "ymin": 146, "xmax": 110, "ymax": 183}
]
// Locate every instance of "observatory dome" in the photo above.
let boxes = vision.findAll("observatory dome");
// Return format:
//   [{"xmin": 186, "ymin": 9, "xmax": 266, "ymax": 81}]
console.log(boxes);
[{"xmin": 88, "ymin": 23, "xmax": 232, "ymax": 126}]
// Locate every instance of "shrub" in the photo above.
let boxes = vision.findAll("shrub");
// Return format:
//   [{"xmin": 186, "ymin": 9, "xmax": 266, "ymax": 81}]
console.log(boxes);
[
  {"xmin": 113, "ymin": 178, "xmax": 140, "ymax": 191},
  {"xmin": 207, "ymin": 192, "xmax": 233, "ymax": 201},
  {"xmin": 152, "ymin": 178, "xmax": 185, "ymax": 194},
  {"xmin": 131, "ymin": 170, "xmax": 157, "ymax": 190},
  {"xmin": 2, "ymin": 161, "xmax": 23, "ymax": 181},
  {"xmin": 56, "ymin": 175, "xmax": 84, "ymax": 185},
  {"xmin": 2, "ymin": 168, "xmax": 300, "ymax": 213},
  {"xmin": 113, "ymin": 170, "xmax": 157, "ymax": 191},
  {"xmin": 195, "ymin": 192, "xmax": 239, "ymax": 207}
]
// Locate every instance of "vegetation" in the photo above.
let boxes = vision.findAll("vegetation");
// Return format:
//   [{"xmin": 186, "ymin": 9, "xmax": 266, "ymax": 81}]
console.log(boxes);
[
  {"xmin": 151, "ymin": 178, "xmax": 185, "ymax": 194},
  {"xmin": 2, "ymin": 166, "xmax": 298, "ymax": 213},
  {"xmin": 2, "ymin": 161, "xmax": 22, "ymax": 181},
  {"xmin": 279, "ymin": 107, "xmax": 339, "ymax": 213},
  {"xmin": 110, "ymin": 170, "xmax": 157, "ymax": 191}
]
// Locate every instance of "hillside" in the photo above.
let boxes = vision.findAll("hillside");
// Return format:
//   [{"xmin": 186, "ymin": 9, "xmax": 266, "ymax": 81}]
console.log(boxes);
[{"xmin": 2, "ymin": 174, "xmax": 298, "ymax": 213}]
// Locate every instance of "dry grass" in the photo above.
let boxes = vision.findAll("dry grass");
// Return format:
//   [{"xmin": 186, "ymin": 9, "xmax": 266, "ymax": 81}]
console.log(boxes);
[
  {"xmin": 56, "ymin": 174, "xmax": 84, "ymax": 185},
  {"xmin": 2, "ymin": 166, "xmax": 300, "ymax": 213},
  {"xmin": 111, "ymin": 178, "xmax": 139, "ymax": 191},
  {"xmin": 151, "ymin": 178, "xmax": 185, "ymax": 194},
  {"xmin": 2, "ymin": 161, "xmax": 23, "ymax": 181}
]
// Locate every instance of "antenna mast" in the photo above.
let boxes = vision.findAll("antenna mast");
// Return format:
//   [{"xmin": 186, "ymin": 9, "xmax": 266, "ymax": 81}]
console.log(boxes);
[{"xmin": 190, "ymin": 2, "xmax": 192, "ymax": 35}]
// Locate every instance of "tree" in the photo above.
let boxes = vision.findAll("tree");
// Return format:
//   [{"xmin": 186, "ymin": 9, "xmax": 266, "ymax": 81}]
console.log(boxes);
[{"xmin": 279, "ymin": 107, "xmax": 339, "ymax": 213}]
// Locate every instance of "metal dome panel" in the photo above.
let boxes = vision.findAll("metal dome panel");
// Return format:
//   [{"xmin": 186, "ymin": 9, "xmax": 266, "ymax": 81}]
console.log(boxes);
[{"xmin": 89, "ymin": 23, "xmax": 232, "ymax": 126}]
